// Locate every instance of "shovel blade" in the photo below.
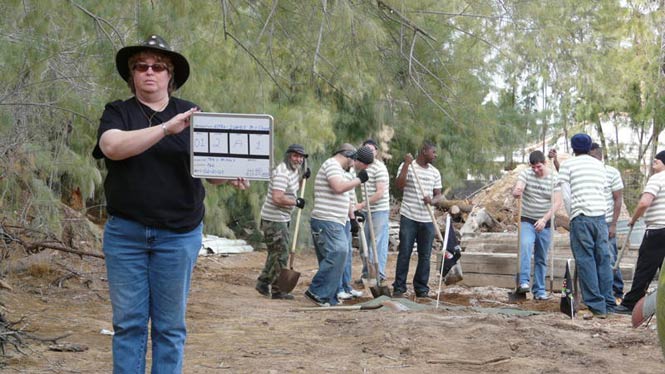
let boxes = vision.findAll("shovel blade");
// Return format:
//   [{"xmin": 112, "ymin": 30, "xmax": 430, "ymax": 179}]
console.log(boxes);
[
  {"xmin": 275, "ymin": 268, "xmax": 300, "ymax": 293},
  {"xmin": 508, "ymin": 290, "xmax": 527, "ymax": 302},
  {"xmin": 370, "ymin": 285, "xmax": 392, "ymax": 298}
]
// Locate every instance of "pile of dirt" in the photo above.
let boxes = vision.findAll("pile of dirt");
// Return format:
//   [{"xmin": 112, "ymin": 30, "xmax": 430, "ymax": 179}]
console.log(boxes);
[{"xmin": 468, "ymin": 165, "xmax": 528, "ymax": 231}]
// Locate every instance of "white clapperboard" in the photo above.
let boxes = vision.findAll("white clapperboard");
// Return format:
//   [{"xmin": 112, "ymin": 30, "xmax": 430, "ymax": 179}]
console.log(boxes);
[{"xmin": 190, "ymin": 113, "xmax": 273, "ymax": 180}]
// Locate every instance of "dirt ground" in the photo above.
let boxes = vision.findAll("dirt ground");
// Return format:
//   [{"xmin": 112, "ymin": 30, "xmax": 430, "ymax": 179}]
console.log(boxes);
[{"xmin": 1, "ymin": 248, "xmax": 664, "ymax": 373}]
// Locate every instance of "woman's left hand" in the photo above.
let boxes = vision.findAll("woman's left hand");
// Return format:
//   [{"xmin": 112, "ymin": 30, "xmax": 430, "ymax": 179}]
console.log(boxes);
[{"xmin": 164, "ymin": 107, "xmax": 199, "ymax": 135}]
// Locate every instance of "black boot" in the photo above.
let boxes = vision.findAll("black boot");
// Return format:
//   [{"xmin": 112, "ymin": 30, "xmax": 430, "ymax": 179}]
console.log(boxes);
[
  {"xmin": 271, "ymin": 292, "xmax": 295, "ymax": 300},
  {"xmin": 255, "ymin": 282, "xmax": 270, "ymax": 296}
]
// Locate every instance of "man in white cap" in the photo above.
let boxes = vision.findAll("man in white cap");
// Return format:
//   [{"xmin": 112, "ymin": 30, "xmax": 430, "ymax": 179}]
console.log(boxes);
[
  {"xmin": 553, "ymin": 133, "xmax": 614, "ymax": 318},
  {"xmin": 305, "ymin": 144, "xmax": 373, "ymax": 306}
]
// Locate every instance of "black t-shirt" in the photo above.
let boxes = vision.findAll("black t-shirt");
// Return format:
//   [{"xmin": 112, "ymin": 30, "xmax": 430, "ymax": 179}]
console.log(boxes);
[{"xmin": 92, "ymin": 96, "xmax": 205, "ymax": 232}]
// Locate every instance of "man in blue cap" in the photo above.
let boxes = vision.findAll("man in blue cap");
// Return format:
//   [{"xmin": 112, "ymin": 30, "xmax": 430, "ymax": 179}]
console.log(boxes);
[{"xmin": 553, "ymin": 133, "xmax": 614, "ymax": 318}]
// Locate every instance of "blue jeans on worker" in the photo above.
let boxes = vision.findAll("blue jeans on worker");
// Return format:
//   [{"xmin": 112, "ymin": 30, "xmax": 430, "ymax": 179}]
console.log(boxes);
[
  {"xmin": 393, "ymin": 215, "xmax": 435, "ymax": 295},
  {"xmin": 103, "ymin": 215, "xmax": 202, "ymax": 374},
  {"xmin": 607, "ymin": 222, "xmax": 624, "ymax": 299},
  {"xmin": 338, "ymin": 221, "xmax": 353, "ymax": 293},
  {"xmin": 309, "ymin": 218, "xmax": 348, "ymax": 305},
  {"xmin": 362, "ymin": 210, "xmax": 390, "ymax": 280},
  {"xmin": 569, "ymin": 215, "xmax": 614, "ymax": 314},
  {"xmin": 518, "ymin": 222, "xmax": 551, "ymax": 297}
]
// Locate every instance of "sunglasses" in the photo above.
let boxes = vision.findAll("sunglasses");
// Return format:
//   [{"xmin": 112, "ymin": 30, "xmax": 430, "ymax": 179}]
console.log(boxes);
[{"xmin": 132, "ymin": 62, "xmax": 169, "ymax": 73}]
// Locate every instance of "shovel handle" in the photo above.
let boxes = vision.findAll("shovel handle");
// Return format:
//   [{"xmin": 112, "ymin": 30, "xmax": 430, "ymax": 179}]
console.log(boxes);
[
  {"xmin": 363, "ymin": 183, "xmax": 381, "ymax": 283},
  {"xmin": 410, "ymin": 163, "xmax": 445, "ymax": 243},
  {"xmin": 613, "ymin": 225, "xmax": 633, "ymax": 271},
  {"xmin": 289, "ymin": 177, "xmax": 307, "ymax": 269},
  {"xmin": 515, "ymin": 198, "xmax": 522, "ymax": 289},
  {"xmin": 358, "ymin": 220, "xmax": 377, "ymax": 280}
]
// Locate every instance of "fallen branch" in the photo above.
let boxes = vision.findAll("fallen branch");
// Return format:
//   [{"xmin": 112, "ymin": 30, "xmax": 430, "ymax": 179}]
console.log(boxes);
[
  {"xmin": 26, "ymin": 242, "xmax": 104, "ymax": 259},
  {"xmin": 427, "ymin": 356, "xmax": 511, "ymax": 365},
  {"xmin": 25, "ymin": 332, "xmax": 72, "ymax": 344}
]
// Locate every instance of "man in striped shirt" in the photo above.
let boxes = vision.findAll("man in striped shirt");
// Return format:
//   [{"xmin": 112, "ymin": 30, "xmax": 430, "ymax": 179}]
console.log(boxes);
[
  {"xmin": 305, "ymin": 144, "xmax": 372, "ymax": 306},
  {"xmin": 589, "ymin": 143, "xmax": 625, "ymax": 304},
  {"xmin": 337, "ymin": 162, "xmax": 364, "ymax": 301},
  {"xmin": 356, "ymin": 139, "xmax": 391, "ymax": 282},
  {"xmin": 392, "ymin": 141, "xmax": 442, "ymax": 298},
  {"xmin": 256, "ymin": 144, "xmax": 309, "ymax": 300},
  {"xmin": 512, "ymin": 150, "xmax": 560, "ymax": 300},
  {"xmin": 615, "ymin": 150, "xmax": 665, "ymax": 314},
  {"xmin": 553, "ymin": 133, "xmax": 614, "ymax": 317}
]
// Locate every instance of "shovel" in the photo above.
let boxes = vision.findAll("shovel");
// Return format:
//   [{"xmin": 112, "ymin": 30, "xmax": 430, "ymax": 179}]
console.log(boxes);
[
  {"xmin": 613, "ymin": 225, "xmax": 633, "ymax": 272},
  {"xmin": 357, "ymin": 218, "xmax": 377, "ymax": 289},
  {"xmin": 363, "ymin": 183, "xmax": 392, "ymax": 298},
  {"xmin": 508, "ymin": 198, "xmax": 527, "ymax": 302},
  {"xmin": 274, "ymin": 177, "xmax": 306, "ymax": 293}
]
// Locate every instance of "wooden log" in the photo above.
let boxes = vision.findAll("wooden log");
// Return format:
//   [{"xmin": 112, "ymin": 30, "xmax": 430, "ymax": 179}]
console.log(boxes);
[
  {"xmin": 449, "ymin": 205, "xmax": 461, "ymax": 216},
  {"xmin": 555, "ymin": 212, "xmax": 570, "ymax": 231},
  {"xmin": 435, "ymin": 199, "xmax": 473, "ymax": 212}
]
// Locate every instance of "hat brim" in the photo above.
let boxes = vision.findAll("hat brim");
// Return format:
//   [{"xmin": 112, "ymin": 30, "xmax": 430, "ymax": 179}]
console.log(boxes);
[
  {"xmin": 116, "ymin": 46, "xmax": 190, "ymax": 90},
  {"xmin": 290, "ymin": 150, "xmax": 308, "ymax": 158}
]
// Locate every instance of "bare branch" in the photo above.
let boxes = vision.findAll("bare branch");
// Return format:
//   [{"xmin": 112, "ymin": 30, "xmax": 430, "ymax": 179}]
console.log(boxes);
[
  {"xmin": 70, "ymin": 2, "xmax": 123, "ymax": 48},
  {"xmin": 313, "ymin": 0, "xmax": 328, "ymax": 77},
  {"xmin": 376, "ymin": 0, "xmax": 436, "ymax": 42},
  {"xmin": 411, "ymin": 9, "xmax": 507, "ymax": 21},
  {"xmin": 256, "ymin": 0, "xmax": 279, "ymax": 44},
  {"xmin": 26, "ymin": 241, "xmax": 104, "ymax": 259},
  {"xmin": 0, "ymin": 103, "xmax": 94, "ymax": 124},
  {"xmin": 223, "ymin": 31, "xmax": 290, "ymax": 98}
]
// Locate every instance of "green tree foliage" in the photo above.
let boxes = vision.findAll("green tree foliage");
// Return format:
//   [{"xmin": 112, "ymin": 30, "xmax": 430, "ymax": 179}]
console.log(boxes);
[{"xmin": 1, "ymin": 0, "xmax": 664, "ymax": 241}]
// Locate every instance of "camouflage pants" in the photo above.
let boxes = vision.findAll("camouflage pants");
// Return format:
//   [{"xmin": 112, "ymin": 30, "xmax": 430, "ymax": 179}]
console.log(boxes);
[{"xmin": 257, "ymin": 219, "xmax": 290, "ymax": 293}]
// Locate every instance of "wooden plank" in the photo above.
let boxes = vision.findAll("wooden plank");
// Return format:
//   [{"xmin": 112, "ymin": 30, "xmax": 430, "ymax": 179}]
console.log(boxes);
[
  {"xmin": 455, "ymin": 252, "xmax": 634, "ymax": 283},
  {"xmin": 457, "ymin": 272, "xmax": 633, "ymax": 292}
]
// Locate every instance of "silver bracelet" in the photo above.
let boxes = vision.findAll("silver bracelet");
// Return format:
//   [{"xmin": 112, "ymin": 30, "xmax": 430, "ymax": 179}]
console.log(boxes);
[{"xmin": 161, "ymin": 123, "xmax": 170, "ymax": 136}]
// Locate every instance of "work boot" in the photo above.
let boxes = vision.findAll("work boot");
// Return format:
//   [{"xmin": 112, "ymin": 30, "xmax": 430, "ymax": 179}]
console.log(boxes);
[
  {"xmin": 255, "ymin": 282, "xmax": 270, "ymax": 296},
  {"xmin": 271, "ymin": 292, "xmax": 294, "ymax": 300},
  {"xmin": 304, "ymin": 289, "xmax": 330, "ymax": 307},
  {"xmin": 392, "ymin": 290, "xmax": 407, "ymax": 298},
  {"xmin": 614, "ymin": 304, "xmax": 632, "ymax": 315}
]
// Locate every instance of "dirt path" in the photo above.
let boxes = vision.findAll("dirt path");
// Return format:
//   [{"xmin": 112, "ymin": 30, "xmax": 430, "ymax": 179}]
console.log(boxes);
[{"xmin": 2, "ymin": 250, "xmax": 664, "ymax": 373}]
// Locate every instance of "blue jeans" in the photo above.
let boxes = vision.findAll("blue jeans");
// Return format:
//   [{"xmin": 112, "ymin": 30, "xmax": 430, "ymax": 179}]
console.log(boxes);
[
  {"xmin": 569, "ymin": 215, "xmax": 614, "ymax": 314},
  {"xmin": 103, "ymin": 215, "xmax": 202, "ymax": 374},
  {"xmin": 338, "ymin": 221, "xmax": 353, "ymax": 293},
  {"xmin": 607, "ymin": 222, "xmax": 624, "ymax": 299},
  {"xmin": 518, "ymin": 222, "xmax": 551, "ymax": 297},
  {"xmin": 362, "ymin": 210, "xmax": 390, "ymax": 280},
  {"xmin": 393, "ymin": 215, "xmax": 435, "ymax": 295},
  {"xmin": 309, "ymin": 218, "xmax": 348, "ymax": 305}
]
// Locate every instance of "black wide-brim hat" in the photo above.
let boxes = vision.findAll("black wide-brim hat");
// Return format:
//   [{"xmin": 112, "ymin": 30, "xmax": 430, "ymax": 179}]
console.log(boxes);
[{"xmin": 115, "ymin": 34, "xmax": 190, "ymax": 90}]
